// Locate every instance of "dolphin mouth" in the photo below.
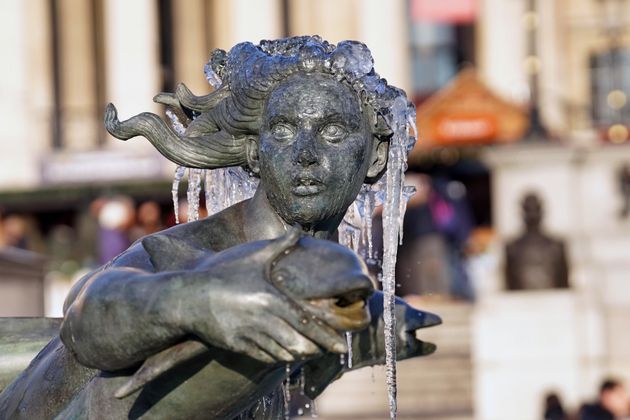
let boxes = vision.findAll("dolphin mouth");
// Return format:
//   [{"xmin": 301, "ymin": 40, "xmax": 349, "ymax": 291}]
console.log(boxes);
[
  {"xmin": 404, "ymin": 309, "xmax": 441, "ymax": 357},
  {"xmin": 405, "ymin": 336, "xmax": 437, "ymax": 358},
  {"xmin": 306, "ymin": 287, "xmax": 372, "ymax": 332}
]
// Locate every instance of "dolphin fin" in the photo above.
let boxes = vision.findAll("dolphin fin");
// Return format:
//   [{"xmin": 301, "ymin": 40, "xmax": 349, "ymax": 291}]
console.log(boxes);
[
  {"xmin": 115, "ymin": 340, "xmax": 209, "ymax": 399},
  {"xmin": 262, "ymin": 226, "xmax": 301, "ymax": 280}
]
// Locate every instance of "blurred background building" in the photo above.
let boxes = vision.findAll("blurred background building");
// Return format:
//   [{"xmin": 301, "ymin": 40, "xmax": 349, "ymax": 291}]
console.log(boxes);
[{"xmin": 1, "ymin": 0, "xmax": 630, "ymax": 419}]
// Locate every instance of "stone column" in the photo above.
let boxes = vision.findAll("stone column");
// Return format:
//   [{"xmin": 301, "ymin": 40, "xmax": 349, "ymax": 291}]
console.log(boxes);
[
  {"xmin": 0, "ymin": 0, "xmax": 53, "ymax": 189},
  {"xmin": 172, "ymin": 0, "xmax": 209, "ymax": 94},
  {"xmin": 478, "ymin": 0, "xmax": 528, "ymax": 104},
  {"xmin": 210, "ymin": 0, "xmax": 282, "ymax": 51},
  {"xmin": 56, "ymin": 0, "xmax": 98, "ymax": 151},
  {"xmin": 289, "ymin": 0, "xmax": 359, "ymax": 42},
  {"xmin": 103, "ymin": 0, "xmax": 160, "ymax": 152},
  {"xmin": 358, "ymin": 0, "xmax": 412, "ymax": 95}
]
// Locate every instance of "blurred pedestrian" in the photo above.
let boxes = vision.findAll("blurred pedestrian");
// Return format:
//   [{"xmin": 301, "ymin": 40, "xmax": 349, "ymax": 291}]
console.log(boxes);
[
  {"xmin": 0, "ymin": 214, "xmax": 45, "ymax": 252},
  {"xmin": 2, "ymin": 214, "xmax": 29, "ymax": 249},
  {"xmin": 96, "ymin": 196, "xmax": 136, "ymax": 264},
  {"xmin": 579, "ymin": 379, "xmax": 630, "ymax": 420},
  {"xmin": 544, "ymin": 392, "xmax": 567, "ymax": 420},
  {"xmin": 130, "ymin": 201, "xmax": 164, "ymax": 242},
  {"xmin": 395, "ymin": 173, "xmax": 451, "ymax": 298}
]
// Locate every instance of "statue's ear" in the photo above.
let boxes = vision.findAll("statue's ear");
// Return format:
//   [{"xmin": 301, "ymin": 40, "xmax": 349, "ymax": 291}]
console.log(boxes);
[
  {"xmin": 365, "ymin": 137, "xmax": 389, "ymax": 183},
  {"xmin": 245, "ymin": 135, "xmax": 260, "ymax": 175}
]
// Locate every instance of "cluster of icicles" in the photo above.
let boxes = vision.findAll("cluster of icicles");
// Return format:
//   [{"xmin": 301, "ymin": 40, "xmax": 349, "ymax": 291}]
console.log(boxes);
[{"xmin": 168, "ymin": 66, "xmax": 416, "ymax": 419}]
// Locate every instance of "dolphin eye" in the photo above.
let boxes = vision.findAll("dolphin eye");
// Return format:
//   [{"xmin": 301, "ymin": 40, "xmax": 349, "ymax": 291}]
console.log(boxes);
[{"xmin": 272, "ymin": 268, "xmax": 291, "ymax": 286}]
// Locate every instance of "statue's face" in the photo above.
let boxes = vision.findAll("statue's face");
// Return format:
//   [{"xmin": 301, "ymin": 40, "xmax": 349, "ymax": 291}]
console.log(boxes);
[
  {"xmin": 254, "ymin": 74, "xmax": 374, "ymax": 229},
  {"xmin": 522, "ymin": 195, "xmax": 543, "ymax": 230}
]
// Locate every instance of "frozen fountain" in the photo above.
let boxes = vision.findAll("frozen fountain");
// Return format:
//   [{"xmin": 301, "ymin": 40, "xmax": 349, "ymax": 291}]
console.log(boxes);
[{"xmin": 0, "ymin": 36, "xmax": 440, "ymax": 419}]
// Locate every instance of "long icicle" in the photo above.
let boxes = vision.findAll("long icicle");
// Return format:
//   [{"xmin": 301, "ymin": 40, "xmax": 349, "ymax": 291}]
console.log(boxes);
[{"xmin": 381, "ymin": 97, "xmax": 413, "ymax": 420}]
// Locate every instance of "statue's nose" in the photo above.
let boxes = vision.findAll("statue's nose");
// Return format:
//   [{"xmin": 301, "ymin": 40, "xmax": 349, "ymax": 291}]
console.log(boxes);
[{"xmin": 294, "ymin": 132, "xmax": 318, "ymax": 166}]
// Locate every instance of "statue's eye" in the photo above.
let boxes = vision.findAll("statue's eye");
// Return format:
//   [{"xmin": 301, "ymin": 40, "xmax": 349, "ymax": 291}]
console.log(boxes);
[
  {"xmin": 320, "ymin": 124, "xmax": 347, "ymax": 143},
  {"xmin": 270, "ymin": 124, "xmax": 295, "ymax": 142}
]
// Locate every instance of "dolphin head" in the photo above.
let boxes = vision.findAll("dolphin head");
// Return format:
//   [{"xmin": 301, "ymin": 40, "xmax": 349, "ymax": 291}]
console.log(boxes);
[{"xmin": 268, "ymin": 235, "xmax": 374, "ymax": 332}]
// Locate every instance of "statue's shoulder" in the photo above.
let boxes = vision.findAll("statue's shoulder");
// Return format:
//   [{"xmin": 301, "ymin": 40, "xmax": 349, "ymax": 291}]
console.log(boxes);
[
  {"xmin": 153, "ymin": 203, "xmax": 246, "ymax": 250},
  {"xmin": 137, "ymin": 204, "xmax": 246, "ymax": 271}
]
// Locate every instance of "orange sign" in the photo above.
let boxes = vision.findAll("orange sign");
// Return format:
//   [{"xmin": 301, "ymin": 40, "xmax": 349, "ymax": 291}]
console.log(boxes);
[
  {"xmin": 412, "ymin": 68, "xmax": 529, "ymax": 157},
  {"xmin": 434, "ymin": 114, "xmax": 498, "ymax": 144}
]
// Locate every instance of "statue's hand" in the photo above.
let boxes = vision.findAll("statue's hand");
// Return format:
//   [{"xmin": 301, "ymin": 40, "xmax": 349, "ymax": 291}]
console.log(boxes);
[{"xmin": 171, "ymin": 235, "xmax": 348, "ymax": 364}]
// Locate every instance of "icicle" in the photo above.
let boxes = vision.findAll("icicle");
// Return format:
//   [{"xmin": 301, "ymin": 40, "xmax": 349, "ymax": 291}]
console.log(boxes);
[
  {"xmin": 345, "ymin": 331, "xmax": 353, "ymax": 369},
  {"xmin": 398, "ymin": 185, "xmax": 416, "ymax": 244},
  {"xmin": 171, "ymin": 166, "xmax": 186, "ymax": 224},
  {"xmin": 203, "ymin": 169, "xmax": 211, "ymax": 215},
  {"xmin": 204, "ymin": 168, "xmax": 223, "ymax": 217},
  {"xmin": 169, "ymin": 61, "xmax": 259, "ymax": 225},
  {"xmin": 165, "ymin": 108, "xmax": 189, "ymax": 225},
  {"xmin": 203, "ymin": 167, "xmax": 259, "ymax": 218},
  {"xmin": 187, "ymin": 168, "xmax": 203, "ymax": 222},
  {"xmin": 340, "ymin": 186, "xmax": 375, "ymax": 262},
  {"xmin": 283, "ymin": 364, "xmax": 292, "ymax": 420},
  {"xmin": 309, "ymin": 399, "xmax": 318, "ymax": 418},
  {"xmin": 364, "ymin": 189, "xmax": 375, "ymax": 261},
  {"xmin": 380, "ymin": 96, "xmax": 414, "ymax": 420},
  {"xmin": 299, "ymin": 368, "xmax": 306, "ymax": 396},
  {"xmin": 407, "ymin": 110, "xmax": 418, "ymax": 149}
]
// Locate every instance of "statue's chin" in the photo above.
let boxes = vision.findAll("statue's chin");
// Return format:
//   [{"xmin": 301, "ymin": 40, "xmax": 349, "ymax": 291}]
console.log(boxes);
[{"xmin": 275, "ymin": 206, "xmax": 336, "ymax": 232}]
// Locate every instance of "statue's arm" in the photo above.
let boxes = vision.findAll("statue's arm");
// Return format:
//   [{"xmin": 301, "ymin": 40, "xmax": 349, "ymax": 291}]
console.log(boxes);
[
  {"xmin": 61, "ymin": 237, "xmax": 348, "ymax": 372},
  {"xmin": 60, "ymin": 242, "xmax": 191, "ymax": 371}
]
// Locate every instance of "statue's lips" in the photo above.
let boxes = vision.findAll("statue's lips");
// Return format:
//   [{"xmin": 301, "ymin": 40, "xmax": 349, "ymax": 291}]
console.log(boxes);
[
  {"xmin": 292, "ymin": 177, "xmax": 324, "ymax": 196},
  {"xmin": 293, "ymin": 185, "xmax": 323, "ymax": 196}
]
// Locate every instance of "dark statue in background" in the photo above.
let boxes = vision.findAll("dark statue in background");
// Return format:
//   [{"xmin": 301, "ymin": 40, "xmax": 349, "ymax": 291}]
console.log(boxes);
[
  {"xmin": 0, "ymin": 37, "xmax": 440, "ymax": 419},
  {"xmin": 505, "ymin": 193, "xmax": 569, "ymax": 290}
]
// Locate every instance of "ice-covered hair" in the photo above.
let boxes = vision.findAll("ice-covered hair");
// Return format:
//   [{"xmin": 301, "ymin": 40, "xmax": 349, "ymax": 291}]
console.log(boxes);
[{"xmin": 104, "ymin": 36, "xmax": 415, "ymax": 171}]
